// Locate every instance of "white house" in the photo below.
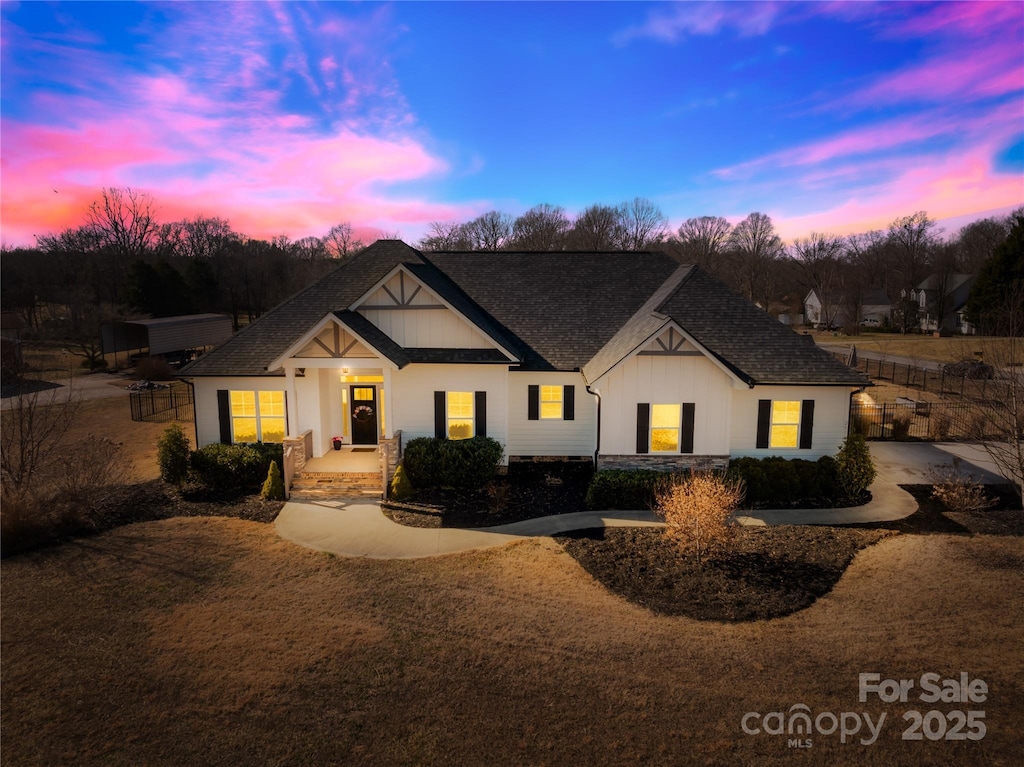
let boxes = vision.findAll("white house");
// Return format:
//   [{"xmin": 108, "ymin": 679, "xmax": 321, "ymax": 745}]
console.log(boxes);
[{"xmin": 179, "ymin": 240, "xmax": 867, "ymax": 495}]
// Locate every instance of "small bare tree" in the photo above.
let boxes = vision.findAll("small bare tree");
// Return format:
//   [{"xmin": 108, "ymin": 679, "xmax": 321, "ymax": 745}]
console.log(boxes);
[
  {"xmin": 1, "ymin": 382, "xmax": 79, "ymax": 492},
  {"xmin": 618, "ymin": 197, "xmax": 669, "ymax": 251},
  {"xmin": 675, "ymin": 216, "xmax": 732, "ymax": 275},
  {"xmin": 324, "ymin": 222, "xmax": 364, "ymax": 259},
  {"xmin": 792, "ymin": 232, "xmax": 845, "ymax": 329},
  {"xmin": 656, "ymin": 472, "xmax": 745, "ymax": 565}
]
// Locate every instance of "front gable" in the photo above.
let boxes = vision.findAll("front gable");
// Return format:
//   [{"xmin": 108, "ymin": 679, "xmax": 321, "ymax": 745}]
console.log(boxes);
[
  {"xmin": 352, "ymin": 266, "xmax": 516, "ymax": 356},
  {"xmin": 293, "ymin": 323, "xmax": 375, "ymax": 359},
  {"xmin": 637, "ymin": 327, "xmax": 703, "ymax": 357}
]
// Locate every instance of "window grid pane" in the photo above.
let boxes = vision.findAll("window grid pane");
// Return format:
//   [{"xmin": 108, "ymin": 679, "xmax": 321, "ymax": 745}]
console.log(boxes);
[
  {"xmin": 447, "ymin": 391, "xmax": 474, "ymax": 440},
  {"xmin": 230, "ymin": 390, "xmax": 256, "ymax": 417},
  {"xmin": 258, "ymin": 391, "xmax": 285, "ymax": 416},
  {"xmin": 260, "ymin": 418, "xmax": 286, "ymax": 443},
  {"xmin": 651, "ymin": 404, "xmax": 681, "ymax": 428}
]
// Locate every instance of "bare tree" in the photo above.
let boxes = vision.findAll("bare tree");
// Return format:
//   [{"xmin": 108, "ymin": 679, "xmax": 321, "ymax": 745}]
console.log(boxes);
[
  {"xmin": 465, "ymin": 211, "xmax": 513, "ymax": 250},
  {"xmin": 792, "ymin": 232, "xmax": 845, "ymax": 329},
  {"xmin": 510, "ymin": 204, "xmax": 571, "ymax": 251},
  {"xmin": 728, "ymin": 212, "xmax": 784, "ymax": 306},
  {"xmin": 675, "ymin": 216, "xmax": 732, "ymax": 274},
  {"xmin": 568, "ymin": 204, "xmax": 625, "ymax": 250},
  {"xmin": 419, "ymin": 220, "xmax": 473, "ymax": 251},
  {"xmin": 955, "ymin": 216, "xmax": 1011, "ymax": 275},
  {"xmin": 618, "ymin": 197, "xmax": 669, "ymax": 251},
  {"xmin": 888, "ymin": 211, "xmax": 939, "ymax": 332},
  {"xmin": 178, "ymin": 216, "xmax": 237, "ymax": 261},
  {"xmin": 1, "ymin": 382, "xmax": 79, "ymax": 492},
  {"xmin": 323, "ymin": 222, "xmax": 364, "ymax": 259}
]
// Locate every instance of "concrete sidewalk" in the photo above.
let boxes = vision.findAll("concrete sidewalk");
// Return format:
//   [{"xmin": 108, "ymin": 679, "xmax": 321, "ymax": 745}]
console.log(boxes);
[{"xmin": 275, "ymin": 482, "xmax": 917, "ymax": 559}]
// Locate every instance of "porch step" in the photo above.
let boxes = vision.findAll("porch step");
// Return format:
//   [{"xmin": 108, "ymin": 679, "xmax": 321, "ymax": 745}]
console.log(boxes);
[{"xmin": 289, "ymin": 471, "xmax": 383, "ymax": 500}]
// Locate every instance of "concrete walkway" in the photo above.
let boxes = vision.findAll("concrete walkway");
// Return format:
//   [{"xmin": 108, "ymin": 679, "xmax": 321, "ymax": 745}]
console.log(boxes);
[{"xmin": 275, "ymin": 441, "xmax": 1004, "ymax": 559}]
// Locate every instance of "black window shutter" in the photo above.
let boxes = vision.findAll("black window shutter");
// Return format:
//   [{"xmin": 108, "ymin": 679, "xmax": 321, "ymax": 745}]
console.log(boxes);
[
  {"xmin": 434, "ymin": 391, "xmax": 446, "ymax": 438},
  {"xmin": 800, "ymin": 399, "xmax": 815, "ymax": 449},
  {"xmin": 636, "ymin": 403, "xmax": 650, "ymax": 454},
  {"xmin": 564, "ymin": 385, "xmax": 575, "ymax": 421},
  {"xmin": 681, "ymin": 403, "xmax": 695, "ymax": 454},
  {"xmin": 528, "ymin": 385, "xmax": 539, "ymax": 420},
  {"xmin": 475, "ymin": 391, "xmax": 487, "ymax": 437},
  {"xmin": 217, "ymin": 390, "xmax": 232, "ymax": 444},
  {"xmin": 756, "ymin": 399, "xmax": 771, "ymax": 449}
]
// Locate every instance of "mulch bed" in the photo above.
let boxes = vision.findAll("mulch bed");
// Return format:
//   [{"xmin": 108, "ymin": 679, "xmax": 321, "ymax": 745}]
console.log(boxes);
[
  {"xmin": 382, "ymin": 462, "xmax": 592, "ymax": 528},
  {"xmin": 557, "ymin": 526, "xmax": 894, "ymax": 622}
]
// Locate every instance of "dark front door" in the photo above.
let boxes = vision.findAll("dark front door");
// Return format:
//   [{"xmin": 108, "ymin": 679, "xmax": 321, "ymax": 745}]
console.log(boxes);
[{"xmin": 350, "ymin": 385, "xmax": 378, "ymax": 445}]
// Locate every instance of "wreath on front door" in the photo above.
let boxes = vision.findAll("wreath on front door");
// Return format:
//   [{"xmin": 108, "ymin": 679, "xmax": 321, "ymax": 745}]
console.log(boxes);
[{"xmin": 353, "ymin": 404, "xmax": 374, "ymax": 421}]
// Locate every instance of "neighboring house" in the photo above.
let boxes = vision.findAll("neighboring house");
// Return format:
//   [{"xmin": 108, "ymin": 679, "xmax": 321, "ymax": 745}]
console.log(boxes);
[
  {"xmin": 179, "ymin": 240, "xmax": 867, "ymax": 490},
  {"xmin": 909, "ymin": 274, "xmax": 975, "ymax": 333},
  {"xmin": 804, "ymin": 289, "xmax": 892, "ymax": 329}
]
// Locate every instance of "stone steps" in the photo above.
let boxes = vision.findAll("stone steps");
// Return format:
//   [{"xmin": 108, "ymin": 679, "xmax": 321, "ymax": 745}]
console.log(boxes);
[{"xmin": 289, "ymin": 471, "xmax": 383, "ymax": 500}]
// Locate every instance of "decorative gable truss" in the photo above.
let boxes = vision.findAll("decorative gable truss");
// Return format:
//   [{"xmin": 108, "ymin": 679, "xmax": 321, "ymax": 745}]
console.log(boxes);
[
  {"xmin": 637, "ymin": 327, "xmax": 703, "ymax": 357},
  {"xmin": 352, "ymin": 266, "xmax": 516, "ymax": 355},
  {"xmin": 293, "ymin": 323, "xmax": 375, "ymax": 359}
]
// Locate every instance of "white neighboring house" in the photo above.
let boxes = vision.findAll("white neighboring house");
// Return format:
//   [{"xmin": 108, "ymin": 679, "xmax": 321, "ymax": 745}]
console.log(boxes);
[
  {"xmin": 804, "ymin": 288, "xmax": 892, "ymax": 329},
  {"xmin": 179, "ymin": 241, "xmax": 867, "ymax": 494}
]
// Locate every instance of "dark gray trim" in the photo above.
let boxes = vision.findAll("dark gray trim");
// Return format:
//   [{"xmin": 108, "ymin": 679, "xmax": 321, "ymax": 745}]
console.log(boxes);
[
  {"xmin": 434, "ymin": 391, "xmax": 446, "ymax": 438},
  {"xmin": 217, "ymin": 389, "xmax": 231, "ymax": 444},
  {"xmin": 358, "ymin": 304, "xmax": 447, "ymax": 311},
  {"xmin": 475, "ymin": 391, "xmax": 487, "ymax": 438},
  {"xmin": 637, "ymin": 350, "xmax": 703, "ymax": 357},
  {"xmin": 528, "ymin": 385, "xmax": 539, "ymax": 420},
  {"xmin": 756, "ymin": 399, "xmax": 771, "ymax": 449},
  {"xmin": 636, "ymin": 403, "xmax": 650, "ymax": 454},
  {"xmin": 681, "ymin": 402, "xmax": 695, "ymax": 454},
  {"xmin": 564, "ymin": 385, "xmax": 575, "ymax": 421},
  {"xmin": 800, "ymin": 399, "xmax": 815, "ymax": 450}
]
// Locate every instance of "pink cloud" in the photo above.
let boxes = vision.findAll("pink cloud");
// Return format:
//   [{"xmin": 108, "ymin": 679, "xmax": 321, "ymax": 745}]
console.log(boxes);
[{"xmin": 771, "ymin": 146, "xmax": 1024, "ymax": 241}]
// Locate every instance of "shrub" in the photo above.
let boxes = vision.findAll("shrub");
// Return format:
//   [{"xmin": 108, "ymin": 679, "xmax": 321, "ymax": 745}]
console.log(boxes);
[
  {"xmin": 585, "ymin": 469, "xmax": 671, "ymax": 510},
  {"xmin": 891, "ymin": 414, "xmax": 912, "ymax": 440},
  {"xmin": 761, "ymin": 457, "xmax": 801, "ymax": 504},
  {"xmin": 52, "ymin": 437, "xmax": 132, "ymax": 503},
  {"xmin": 835, "ymin": 433, "xmax": 876, "ymax": 499},
  {"xmin": 189, "ymin": 442, "xmax": 283, "ymax": 492},
  {"xmin": 157, "ymin": 424, "xmax": 191, "ymax": 486},
  {"xmin": 655, "ymin": 472, "xmax": 745, "ymax": 564},
  {"xmin": 815, "ymin": 455, "xmax": 841, "ymax": 499},
  {"xmin": 401, "ymin": 436, "xmax": 503, "ymax": 489},
  {"xmin": 261, "ymin": 460, "xmax": 285, "ymax": 500},
  {"xmin": 929, "ymin": 414, "xmax": 952, "ymax": 440},
  {"xmin": 389, "ymin": 463, "xmax": 414, "ymax": 501},
  {"xmin": 728, "ymin": 455, "xmax": 842, "ymax": 506},
  {"xmin": 929, "ymin": 459, "xmax": 996, "ymax": 513}
]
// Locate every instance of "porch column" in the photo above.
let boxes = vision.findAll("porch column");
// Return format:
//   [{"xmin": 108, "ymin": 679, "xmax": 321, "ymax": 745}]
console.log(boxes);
[
  {"xmin": 382, "ymin": 367, "xmax": 394, "ymax": 439},
  {"xmin": 285, "ymin": 367, "xmax": 299, "ymax": 437}
]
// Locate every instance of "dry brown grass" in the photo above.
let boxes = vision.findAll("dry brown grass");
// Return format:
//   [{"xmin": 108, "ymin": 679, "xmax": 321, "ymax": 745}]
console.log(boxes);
[
  {"xmin": 2, "ymin": 518, "xmax": 1022, "ymax": 766},
  {"xmin": 813, "ymin": 332, "xmax": 1018, "ymax": 366}
]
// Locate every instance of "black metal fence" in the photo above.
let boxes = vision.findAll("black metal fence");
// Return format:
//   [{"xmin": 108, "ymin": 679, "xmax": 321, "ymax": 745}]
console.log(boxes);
[
  {"xmin": 850, "ymin": 401, "xmax": 993, "ymax": 441},
  {"xmin": 833, "ymin": 351, "xmax": 1007, "ymax": 402},
  {"xmin": 129, "ymin": 384, "xmax": 194, "ymax": 422}
]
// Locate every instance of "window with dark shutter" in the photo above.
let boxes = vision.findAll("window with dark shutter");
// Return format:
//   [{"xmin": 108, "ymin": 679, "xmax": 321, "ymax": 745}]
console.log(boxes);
[
  {"xmin": 528, "ymin": 385, "xmax": 539, "ymax": 420},
  {"xmin": 217, "ymin": 390, "xmax": 231, "ymax": 444},
  {"xmin": 681, "ymin": 402, "xmax": 695, "ymax": 454},
  {"xmin": 756, "ymin": 399, "xmax": 771, "ymax": 449},
  {"xmin": 475, "ymin": 391, "xmax": 487, "ymax": 437},
  {"xmin": 434, "ymin": 391, "xmax": 446, "ymax": 438},
  {"xmin": 564, "ymin": 385, "xmax": 575, "ymax": 421},
  {"xmin": 799, "ymin": 400, "xmax": 815, "ymax": 449}
]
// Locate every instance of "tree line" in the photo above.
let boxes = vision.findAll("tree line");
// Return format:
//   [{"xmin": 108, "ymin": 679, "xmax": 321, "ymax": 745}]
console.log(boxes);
[{"xmin": 2, "ymin": 187, "xmax": 1020, "ymax": 371}]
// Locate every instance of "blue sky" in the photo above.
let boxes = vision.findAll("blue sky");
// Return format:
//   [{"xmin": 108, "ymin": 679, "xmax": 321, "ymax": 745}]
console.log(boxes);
[{"xmin": 2, "ymin": 1, "xmax": 1022, "ymax": 246}]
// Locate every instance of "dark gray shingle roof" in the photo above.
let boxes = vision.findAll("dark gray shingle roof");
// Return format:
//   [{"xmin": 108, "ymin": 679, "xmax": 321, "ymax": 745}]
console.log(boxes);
[{"xmin": 180, "ymin": 240, "xmax": 865, "ymax": 386}]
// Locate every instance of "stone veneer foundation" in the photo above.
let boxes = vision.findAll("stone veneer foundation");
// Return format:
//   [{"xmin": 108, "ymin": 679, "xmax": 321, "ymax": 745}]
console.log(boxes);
[{"xmin": 597, "ymin": 455, "xmax": 730, "ymax": 472}]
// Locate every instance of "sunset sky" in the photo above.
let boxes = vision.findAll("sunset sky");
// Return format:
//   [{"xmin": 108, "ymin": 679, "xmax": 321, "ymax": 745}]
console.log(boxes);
[{"xmin": 2, "ymin": 1, "xmax": 1022, "ymax": 248}]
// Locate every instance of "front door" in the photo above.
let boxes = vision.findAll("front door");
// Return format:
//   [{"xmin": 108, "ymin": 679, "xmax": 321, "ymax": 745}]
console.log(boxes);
[{"xmin": 350, "ymin": 385, "xmax": 378, "ymax": 445}]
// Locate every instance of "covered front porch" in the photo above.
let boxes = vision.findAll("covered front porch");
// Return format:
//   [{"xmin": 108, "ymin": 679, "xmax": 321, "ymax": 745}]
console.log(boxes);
[{"xmin": 282, "ymin": 430, "xmax": 402, "ymax": 502}]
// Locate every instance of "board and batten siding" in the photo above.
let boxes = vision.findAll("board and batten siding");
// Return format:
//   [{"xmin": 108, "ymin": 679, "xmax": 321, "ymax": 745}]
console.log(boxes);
[
  {"xmin": 729, "ymin": 385, "xmax": 852, "ymax": 459},
  {"xmin": 389, "ymin": 364, "xmax": 509, "ymax": 449},
  {"xmin": 595, "ymin": 353, "xmax": 733, "ymax": 456},
  {"xmin": 356, "ymin": 273, "xmax": 495, "ymax": 349},
  {"xmin": 506, "ymin": 372, "xmax": 595, "ymax": 457}
]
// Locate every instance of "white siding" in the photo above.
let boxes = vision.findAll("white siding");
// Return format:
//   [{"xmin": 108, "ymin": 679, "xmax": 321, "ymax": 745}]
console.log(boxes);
[
  {"xmin": 389, "ymin": 364, "xmax": 509, "ymax": 450},
  {"xmin": 506, "ymin": 372, "xmax": 596, "ymax": 457},
  {"xmin": 729, "ymin": 386, "xmax": 852, "ymax": 459},
  {"xmin": 595, "ymin": 354, "xmax": 734, "ymax": 456},
  {"xmin": 358, "ymin": 307, "xmax": 493, "ymax": 348}
]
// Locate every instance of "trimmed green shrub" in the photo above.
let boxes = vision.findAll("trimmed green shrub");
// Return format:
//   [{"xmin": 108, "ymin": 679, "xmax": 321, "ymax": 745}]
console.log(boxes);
[
  {"xmin": 261, "ymin": 460, "xmax": 285, "ymax": 500},
  {"xmin": 728, "ymin": 454, "xmax": 843, "ymax": 506},
  {"xmin": 401, "ymin": 436, "xmax": 503, "ymax": 489},
  {"xmin": 835, "ymin": 433, "xmax": 876, "ymax": 499},
  {"xmin": 389, "ymin": 463, "xmax": 414, "ymax": 501},
  {"xmin": 189, "ymin": 442, "xmax": 283, "ymax": 492},
  {"xmin": 815, "ymin": 455, "xmax": 841, "ymax": 499},
  {"xmin": 585, "ymin": 469, "xmax": 672, "ymax": 510},
  {"xmin": 157, "ymin": 424, "xmax": 191, "ymax": 487}
]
